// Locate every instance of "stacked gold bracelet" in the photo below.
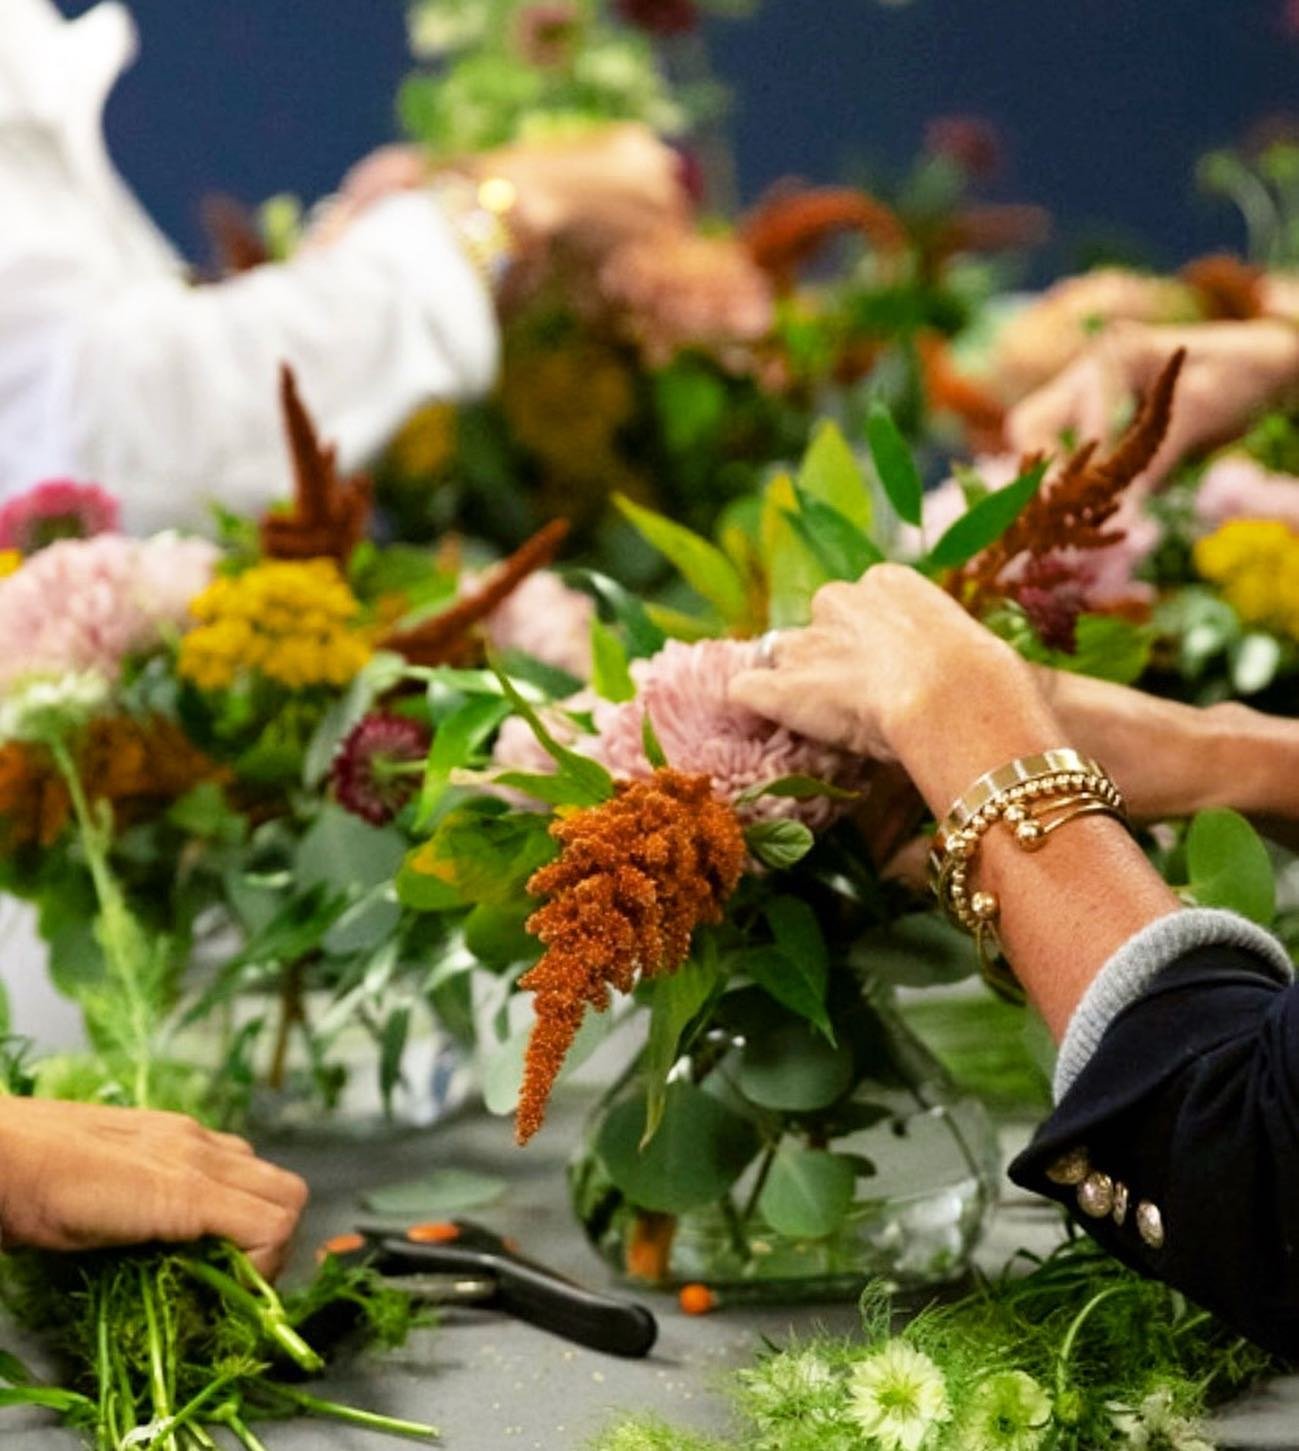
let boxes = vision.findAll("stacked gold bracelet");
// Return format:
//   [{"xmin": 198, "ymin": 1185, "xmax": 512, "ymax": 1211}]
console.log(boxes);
[
  {"xmin": 928, "ymin": 749, "xmax": 1128, "ymax": 1002},
  {"xmin": 432, "ymin": 172, "xmax": 521, "ymax": 291}
]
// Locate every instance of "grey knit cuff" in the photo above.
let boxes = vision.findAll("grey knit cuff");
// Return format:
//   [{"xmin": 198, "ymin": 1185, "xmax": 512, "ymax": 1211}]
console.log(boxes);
[{"xmin": 1054, "ymin": 908, "xmax": 1294, "ymax": 1103}]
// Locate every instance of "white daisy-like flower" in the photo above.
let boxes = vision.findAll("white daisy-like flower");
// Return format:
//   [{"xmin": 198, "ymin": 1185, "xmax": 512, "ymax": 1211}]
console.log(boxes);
[
  {"xmin": 846, "ymin": 1340, "xmax": 952, "ymax": 1451},
  {"xmin": 0, "ymin": 671, "xmax": 110, "ymax": 745},
  {"xmin": 1108, "ymin": 1387, "xmax": 1216, "ymax": 1451},
  {"xmin": 736, "ymin": 1347, "xmax": 839, "ymax": 1429},
  {"xmin": 953, "ymin": 1371, "xmax": 1053, "ymax": 1451}
]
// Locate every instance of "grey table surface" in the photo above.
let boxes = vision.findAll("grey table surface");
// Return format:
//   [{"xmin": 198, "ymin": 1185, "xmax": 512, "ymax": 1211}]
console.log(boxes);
[{"xmin": 1, "ymin": 1097, "xmax": 1297, "ymax": 1450}]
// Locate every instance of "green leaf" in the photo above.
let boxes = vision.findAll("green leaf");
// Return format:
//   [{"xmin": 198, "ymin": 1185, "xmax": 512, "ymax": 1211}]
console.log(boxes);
[
  {"xmin": 166, "ymin": 782, "xmax": 247, "ymax": 846},
  {"xmin": 492, "ymin": 665, "xmax": 614, "ymax": 806},
  {"xmin": 759, "ymin": 897, "xmax": 831, "ymax": 1036},
  {"xmin": 924, "ymin": 462, "xmax": 1046, "ymax": 571},
  {"xmin": 762, "ymin": 473, "xmax": 826, "ymax": 629},
  {"xmin": 379, "ymin": 1006, "xmax": 411, "ymax": 1112},
  {"xmin": 408, "ymin": 808, "xmax": 556, "ymax": 907},
  {"xmin": 296, "ymin": 805, "xmax": 408, "ymax": 894},
  {"xmin": 866, "ymin": 402, "xmax": 923, "ymax": 527},
  {"xmin": 744, "ymin": 819, "xmax": 815, "ymax": 870},
  {"xmin": 797, "ymin": 419, "xmax": 873, "ymax": 532},
  {"xmin": 1186, "ymin": 809, "xmax": 1276, "ymax": 925},
  {"xmin": 596, "ymin": 1082, "xmax": 760, "ymax": 1215},
  {"xmin": 419, "ymin": 694, "xmax": 511, "ymax": 823},
  {"xmin": 302, "ymin": 651, "xmax": 409, "ymax": 787},
  {"xmin": 591, "ymin": 618, "xmax": 636, "ymax": 703},
  {"xmin": 563, "ymin": 568, "xmax": 667, "ymax": 659},
  {"xmin": 362, "ymin": 1167, "xmax": 508, "ymax": 1219},
  {"xmin": 653, "ymin": 360, "xmax": 729, "ymax": 455},
  {"xmin": 758, "ymin": 1146, "xmax": 857, "ymax": 1239},
  {"xmin": 737, "ymin": 1021, "xmax": 856, "ymax": 1111},
  {"xmin": 743, "ymin": 946, "xmax": 833, "ymax": 1043},
  {"xmin": 464, "ymin": 899, "xmax": 538, "ymax": 969},
  {"xmin": 485, "ymin": 770, "xmax": 614, "ymax": 808},
  {"xmin": 736, "ymin": 775, "xmax": 861, "ymax": 807},
  {"xmin": 614, "ymin": 495, "xmax": 747, "ymax": 623},
  {"xmin": 1065, "ymin": 615, "xmax": 1154, "ymax": 686},
  {"xmin": 787, "ymin": 488, "xmax": 885, "ymax": 582},
  {"xmin": 641, "ymin": 711, "xmax": 669, "ymax": 770},
  {"xmin": 642, "ymin": 953, "xmax": 721, "ymax": 1147},
  {"xmin": 852, "ymin": 913, "xmax": 977, "ymax": 988},
  {"xmin": 322, "ymin": 888, "xmax": 402, "ymax": 957},
  {"xmin": 395, "ymin": 856, "xmax": 465, "ymax": 913}
]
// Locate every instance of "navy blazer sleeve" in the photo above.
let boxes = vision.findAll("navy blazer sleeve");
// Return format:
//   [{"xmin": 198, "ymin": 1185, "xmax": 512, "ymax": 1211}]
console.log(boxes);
[{"xmin": 1009, "ymin": 944, "xmax": 1299, "ymax": 1358}]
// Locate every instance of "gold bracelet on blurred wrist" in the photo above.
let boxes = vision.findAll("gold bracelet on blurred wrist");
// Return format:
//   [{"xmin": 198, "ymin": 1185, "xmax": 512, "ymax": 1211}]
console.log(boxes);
[
  {"xmin": 928, "ymin": 749, "xmax": 1128, "ymax": 1002},
  {"xmin": 431, "ymin": 171, "xmax": 521, "ymax": 292}
]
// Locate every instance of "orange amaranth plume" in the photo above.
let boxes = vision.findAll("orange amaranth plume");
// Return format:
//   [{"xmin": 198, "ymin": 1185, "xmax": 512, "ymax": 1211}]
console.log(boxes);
[
  {"xmin": 919, "ymin": 334, "xmax": 1007, "ymax": 454},
  {"xmin": 515, "ymin": 769, "xmax": 747, "ymax": 1145},
  {"xmin": 259, "ymin": 364, "xmax": 374, "ymax": 566},
  {"xmin": 741, "ymin": 186, "xmax": 908, "ymax": 294},
  {"xmin": 955, "ymin": 348, "xmax": 1186, "ymax": 614},
  {"xmin": 1181, "ymin": 253, "xmax": 1265, "ymax": 321},
  {"xmin": 380, "ymin": 518, "xmax": 571, "ymax": 668},
  {"xmin": 201, "ymin": 194, "xmax": 271, "ymax": 276}
]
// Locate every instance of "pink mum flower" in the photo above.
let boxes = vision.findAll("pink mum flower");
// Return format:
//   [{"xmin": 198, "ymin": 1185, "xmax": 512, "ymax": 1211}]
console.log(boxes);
[
  {"xmin": 589, "ymin": 640, "xmax": 868, "ymax": 827},
  {"xmin": 0, "ymin": 480, "xmax": 120, "ymax": 554},
  {"xmin": 485, "ymin": 571, "xmax": 595, "ymax": 679},
  {"xmin": 0, "ymin": 534, "xmax": 218, "ymax": 691},
  {"xmin": 1196, "ymin": 453, "xmax": 1299, "ymax": 533},
  {"xmin": 331, "ymin": 712, "xmax": 432, "ymax": 825}
]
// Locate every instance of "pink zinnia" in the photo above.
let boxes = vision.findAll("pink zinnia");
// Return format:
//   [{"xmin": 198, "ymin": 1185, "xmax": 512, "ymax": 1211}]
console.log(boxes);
[
  {"xmin": 615, "ymin": 0, "xmax": 699, "ymax": 37},
  {"xmin": 331, "ymin": 712, "xmax": 432, "ymax": 825},
  {"xmin": 589, "ymin": 640, "xmax": 868, "ymax": 827},
  {"xmin": 0, "ymin": 480, "xmax": 120, "ymax": 554},
  {"xmin": 0, "ymin": 534, "xmax": 218, "ymax": 691}
]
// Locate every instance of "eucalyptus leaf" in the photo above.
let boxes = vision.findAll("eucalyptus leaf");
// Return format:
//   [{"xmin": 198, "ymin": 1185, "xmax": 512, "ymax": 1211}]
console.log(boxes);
[
  {"xmin": 362, "ymin": 1167, "xmax": 508, "ymax": 1219},
  {"xmin": 758, "ymin": 1146, "xmax": 856, "ymax": 1239},
  {"xmin": 596, "ymin": 1082, "xmax": 760, "ymax": 1214},
  {"xmin": 378, "ymin": 1007, "xmax": 411, "ymax": 1111},
  {"xmin": 738, "ymin": 1022, "xmax": 856, "ymax": 1112},
  {"xmin": 642, "ymin": 954, "xmax": 721, "ymax": 1147},
  {"xmin": 853, "ymin": 914, "xmax": 977, "ymax": 988},
  {"xmin": 1186, "ymin": 808, "xmax": 1276, "ymax": 925},
  {"xmin": 295, "ymin": 806, "xmax": 408, "ymax": 894},
  {"xmin": 322, "ymin": 889, "xmax": 402, "ymax": 957},
  {"xmin": 866, "ymin": 402, "xmax": 923, "ymax": 527}
]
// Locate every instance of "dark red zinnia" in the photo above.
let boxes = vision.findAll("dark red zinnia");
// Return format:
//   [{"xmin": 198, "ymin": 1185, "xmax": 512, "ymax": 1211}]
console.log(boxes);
[
  {"xmin": 330, "ymin": 713, "xmax": 432, "ymax": 826},
  {"xmin": 615, "ymin": 0, "xmax": 700, "ymax": 37},
  {"xmin": 925, "ymin": 115, "xmax": 1005, "ymax": 182}
]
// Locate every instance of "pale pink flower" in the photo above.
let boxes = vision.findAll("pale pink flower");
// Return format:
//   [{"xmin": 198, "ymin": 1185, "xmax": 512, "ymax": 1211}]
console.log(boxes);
[
  {"xmin": 1195, "ymin": 453, "xmax": 1299, "ymax": 532},
  {"xmin": 485, "ymin": 571, "xmax": 595, "ymax": 679},
  {"xmin": 0, "ymin": 479, "xmax": 120, "ymax": 553},
  {"xmin": 0, "ymin": 533, "xmax": 219, "ymax": 691},
  {"xmin": 588, "ymin": 639, "xmax": 868, "ymax": 827}
]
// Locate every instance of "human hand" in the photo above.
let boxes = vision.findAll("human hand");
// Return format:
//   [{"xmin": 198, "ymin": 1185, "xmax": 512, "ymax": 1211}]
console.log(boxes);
[
  {"xmin": 1006, "ymin": 319, "xmax": 1299, "ymax": 489},
  {"xmin": 474, "ymin": 124, "xmax": 689, "ymax": 254},
  {"xmin": 729, "ymin": 566, "xmax": 1062, "ymax": 815},
  {"xmin": 0, "ymin": 1099, "xmax": 308, "ymax": 1278},
  {"xmin": 304, "ymin": 145, "xmax": 432, "ymax": 249}
]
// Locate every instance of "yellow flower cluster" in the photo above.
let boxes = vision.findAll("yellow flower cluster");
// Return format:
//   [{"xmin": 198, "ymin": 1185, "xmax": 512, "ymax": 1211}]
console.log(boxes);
[
  {"xmin": 1193, "ymin": 519, "xmax": 1299, "ymax": 641},
  {"xmin": 0, "ymin": 550, "xmax": 21, "ymax": 579},
  {"xmin": 387, "ymin": 402, "xmax": 457, "ymax": 479},
  {"xmin": 178, "ymin": 559, "xmax": 373, "ymax": 692}
]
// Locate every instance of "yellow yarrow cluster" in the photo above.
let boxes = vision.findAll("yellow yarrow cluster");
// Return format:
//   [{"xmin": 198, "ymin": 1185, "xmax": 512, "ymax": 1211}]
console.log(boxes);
[
  {"xmin": 178, "ymin": 559, "xmax": 373, "ymax": 692},
  {"xmin": 0, "ymin": 550, "xmax": 21, "ymax": 579},
  {"xmin": 1193, "ymin": 519, "xmax": 1299, "ymax": 641}
]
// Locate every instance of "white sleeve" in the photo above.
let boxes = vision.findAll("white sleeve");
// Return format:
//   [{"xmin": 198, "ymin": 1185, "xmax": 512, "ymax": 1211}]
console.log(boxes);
[{"xmin": 21, "ymin": 191, "xmax": 500, "ymax": 535}]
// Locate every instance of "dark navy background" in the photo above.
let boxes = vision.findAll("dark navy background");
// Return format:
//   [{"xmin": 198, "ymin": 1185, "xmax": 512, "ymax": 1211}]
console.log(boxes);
[{"xmin": 57, "ymin": 0, "xmax": 1299, "ymax": 272}]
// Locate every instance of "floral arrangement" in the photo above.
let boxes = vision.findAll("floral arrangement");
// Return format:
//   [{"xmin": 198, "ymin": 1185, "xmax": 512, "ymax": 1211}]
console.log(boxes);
[{"xmin": 592, "ymin": 1238, "xmax": 1279, "ymax": 1451}]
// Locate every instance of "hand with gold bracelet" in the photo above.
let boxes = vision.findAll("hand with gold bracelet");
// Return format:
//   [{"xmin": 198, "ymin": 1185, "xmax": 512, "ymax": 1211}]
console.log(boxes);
[{"xmin": 730, "ymin": 565, "xmax": 1179, "ymax": 1041}]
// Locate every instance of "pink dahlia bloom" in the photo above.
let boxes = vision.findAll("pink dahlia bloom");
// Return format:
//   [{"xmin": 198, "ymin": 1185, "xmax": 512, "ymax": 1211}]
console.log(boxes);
[
  {"xmin": 0, "ymin": 533, "xmax": 219, "ymax": 691},
  {"xmin": 1195, "ymin": 453, "xmax": 1299, "ymax": 533},
  {"xmin": 588, "ymin": 639, "xmax": 868, "ymax": 827},
  {"xmin": 485, "ymin": 571, "xmax": 595, "ymax": 679},
  {"xmin": 0, "ymin": 480, "xmax": 120, "ymax": 554}
]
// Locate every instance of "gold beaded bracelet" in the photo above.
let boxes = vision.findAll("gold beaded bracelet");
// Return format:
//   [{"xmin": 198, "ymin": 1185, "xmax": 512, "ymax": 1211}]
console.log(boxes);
[
  {"xmin": 928, "ymin": 749, "xmax": 1128, "ymax": 1001},
  {"xmin": 431, "ymin": 172, "xmax": 521, "ymax": 291}
]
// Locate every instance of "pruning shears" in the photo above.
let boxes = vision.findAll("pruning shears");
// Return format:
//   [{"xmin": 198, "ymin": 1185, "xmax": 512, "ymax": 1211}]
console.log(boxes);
[{"xmin": 311, "ymin": 1219, "xmax": 658, "ymax": 1360}]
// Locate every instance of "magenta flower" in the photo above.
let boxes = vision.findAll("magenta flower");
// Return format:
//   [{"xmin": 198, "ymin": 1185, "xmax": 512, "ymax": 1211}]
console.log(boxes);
[
  {"xmin": 331, "ymin": 713, "xmax": 432, "ymax": 826},
  {"xmin": 0, "ymin": 534, "xmax": 218, "ymax": 692},
  {"xmin": 615, "ymin": 0, "xmax": 700, "ymax": 37},
  {"xmin": 0, "ymin": 480, "xmax": 120, "ymax": 554},
  {"xmin": 925, "ymin": 115, "xmax": 1005, "ymax": 181}
]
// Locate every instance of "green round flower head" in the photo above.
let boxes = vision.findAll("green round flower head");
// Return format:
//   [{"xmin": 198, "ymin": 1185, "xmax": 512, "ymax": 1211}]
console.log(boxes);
[
  {"xmin": 847, "ymin": 1339, "xmax": 952, "ymax": 1451},
  {"xmin": 954, "ymin": 1371, "xmax": 1053, "ymax": 1451}
]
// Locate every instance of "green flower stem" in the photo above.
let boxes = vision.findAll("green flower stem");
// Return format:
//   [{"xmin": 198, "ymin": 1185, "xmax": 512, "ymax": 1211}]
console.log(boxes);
[
  {"xmin": 139, "ymin": 1268, "xmax": 177, "ymax": 1451},
  {"xmin": 260, "ymin": 1383, "xmax": 439, "ymax": 1441},
  {"xmin": 147, "ymin": 1368, "xmax": 243, "ymax": 1445},
  {"xmin": 176, "ymin": 1257, "xmax": 323, "ymax": 1375},
  {"xmin": 48, "ymin": 736, "xmax": 155, "ymax": 1106},
  {"xmin": 1053, "ymin": 1284, "xmax": 1126, "ymax": 1400},
  {"xmin": 94, "ymin": 1287, "xmax": 121, "ymax": 1451},
  {"xmin": 739, "ymin": 1142, "xmax": 779, "ymax": 1227},
  {"xmin": 214, "ymin": 1408, "xmax": 272, "ymax": 1451}
]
